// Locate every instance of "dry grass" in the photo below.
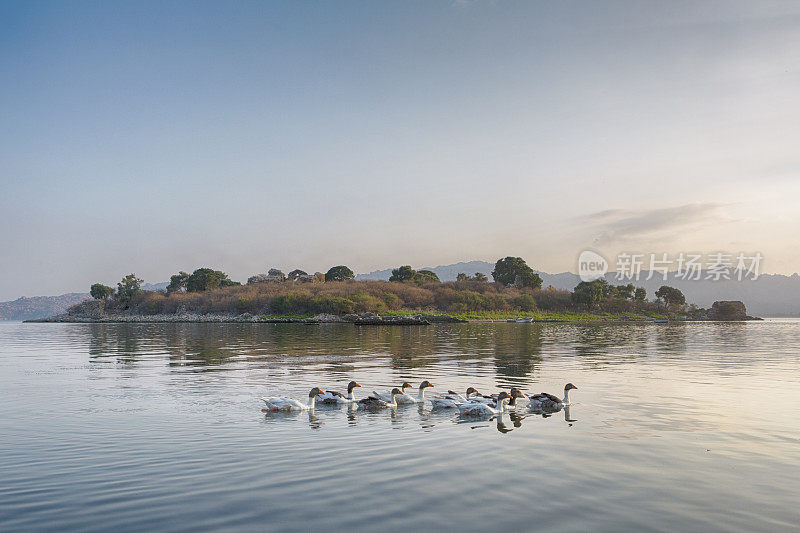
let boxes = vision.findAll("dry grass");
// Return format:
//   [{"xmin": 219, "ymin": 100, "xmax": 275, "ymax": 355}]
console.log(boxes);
[{"xmin": 96, "ymin": 280, "xmax": 665, "ymax": 317}]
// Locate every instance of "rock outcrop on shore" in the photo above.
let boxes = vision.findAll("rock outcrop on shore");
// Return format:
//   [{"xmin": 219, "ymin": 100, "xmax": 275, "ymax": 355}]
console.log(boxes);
[{"xmin": 692, "ymin": 301, "xmax": 762, "ymax": 321}]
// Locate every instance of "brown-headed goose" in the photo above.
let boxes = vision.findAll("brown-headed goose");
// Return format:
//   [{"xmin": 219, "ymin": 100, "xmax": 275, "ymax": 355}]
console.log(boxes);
[
  {"xmin": 317, "ymin": 381, "xmax": 362, "ymax": 404},
  {"xmin": 529, "ymin": 383, "xmax": 577, "ymax": 411},
  {"xmin": 358, "ymin": 387, "xmax": 402, "ymax": 409}
]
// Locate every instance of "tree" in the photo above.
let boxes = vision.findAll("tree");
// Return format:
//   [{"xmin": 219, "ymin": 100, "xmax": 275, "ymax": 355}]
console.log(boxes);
[
  {"xmin": 185, "ymin": 268, "xmax": 238, "ymax": 292},
  {"xmin": 90, "ymin": 283, "xmax": 114, "ymax": 300},
  {"xmin": 268, "ymin": 268, "xmax": 286, "ymax": 280},
  {"xmin": 287, "ymin": 269, "xmax": 307, "ymax": 281},
  {"xmin": 167, "ymin": 271, "xmax": 189, "ymax": 294},
  {"xmin": 491, "ymin": 257, "xmax": 543, "ymax": 289},
  {"xmin": 456, "ymin": 273, "xmax": 469, "ymax": 282},
  {"xmin": 389, "ymin": 265, "xmax": 416, "ymax": 282},
  {"xmin": 634, "ymin": 287, "xmax": 647, "ymax": 301},
  {"xmin": 325, "ymin": 265, "xmax": 354, "ymax": 282},
  {"xmin": 473, "ymin": 272, "xmax": 488, "ymax": 282},
  {"xmin": 571, "ymin": 280, "xmax": 605, "ymax": 308},
  {"xmin": 117, "ymin": 273, "xmax": 143, "ymax": 305},
  {"xmin": 413, "ymin": 270, "xmax": 440, "ymax": 283},
  {"xmin": 655, "ymin": 285, "xmax": 685, "ymax": 308},
  {"xmin": 615, "ymin": 283, "xmax": 635, "ymax": 300}
]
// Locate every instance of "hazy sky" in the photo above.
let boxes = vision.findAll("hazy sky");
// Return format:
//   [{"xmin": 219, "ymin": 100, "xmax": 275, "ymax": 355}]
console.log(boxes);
[{"xmin": 1, "ymin": 1, "xmax": 799, "ymax": 300}]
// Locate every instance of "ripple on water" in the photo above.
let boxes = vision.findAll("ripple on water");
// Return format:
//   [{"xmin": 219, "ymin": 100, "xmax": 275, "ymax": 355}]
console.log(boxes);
[{"xmin": 1, "ymin": 321, "xmax": 799, "ymax": 532}]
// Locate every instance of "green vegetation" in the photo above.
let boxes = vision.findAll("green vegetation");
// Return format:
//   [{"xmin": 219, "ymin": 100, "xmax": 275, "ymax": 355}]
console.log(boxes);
[
  {"xmin": 90, "ymin": 283, "xmax": 114, "ymax": 300},
  {"xmin": 655, "ymin": 285, "xmax": 685, "ymax": 309},
  {"xmin": 413, "ymin": 270, "xmax": 440, "ymax": 283},
  {"xmin": 287, "ymin": 269, "xmax": 307, "ymax": 280},
  {"xmin": 116, "ymin": 273, "xmax": 143, "ymax": 305},
  {"xmin": 390, "ymin": 265, "xmax": 441, "ymax": 284},
  {"xmin": 167, "ymin": 271, "xmax": 189, "ymax": 293},
  {"xmin": 491, "ymin": 257, "xmax": 543, "ymax": 289},
  {"xmin": 184, "ymin": 268, "xmax": 240, "ymax": 292},
  {"xmin": 389, "ymin": 265, "xmax": 415, "ymax": 282},
  {"xmin": 324, "ymin": 265, "xmax": 354, "ymax": 282},
  {"xmin": 84, "ymin": 257, "xmax": 689, "ymax": 321}
]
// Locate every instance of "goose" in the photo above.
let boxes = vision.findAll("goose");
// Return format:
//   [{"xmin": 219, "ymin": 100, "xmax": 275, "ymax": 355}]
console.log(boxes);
[
  {"xmin": 461, "ymin": 387, "xmax": 524, "ymax": 407},
  {"xmin": 431, "ymin": 387, "xmax": 480, "ymax": 409},
  {"xmin": 261, "ymin": 387, "xmax": 324, "ymax": 412},
  {"xmin": 529, "ymin": 383, "xmax": 578, "ymax": 411},
  {"xmin": 317, "ymin": 381, "xmax": 362, "ymax": 404},
  {"xmin": 458, "ymin": 392, "xmax": 511, "ymax": 417},
  {"xmin": 358, "ymin": 387, "xmax": 402, "ymax": 409},
  {"xmin": 396, "ymin": 380, "xmax": 434, "ymax": 404},
  {"xmin": 500, "ymin": 388, "xmax": 528, "ymax": 410},
  {"xmin": 372, "ymin": 381, "xmax": 413, "ymax": 402}
]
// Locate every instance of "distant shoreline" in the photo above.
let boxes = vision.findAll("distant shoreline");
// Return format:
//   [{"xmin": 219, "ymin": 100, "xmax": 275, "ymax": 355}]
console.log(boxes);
[{"xmin": 26, "ymin": 311, "xmax": 761, "ymax": 325}]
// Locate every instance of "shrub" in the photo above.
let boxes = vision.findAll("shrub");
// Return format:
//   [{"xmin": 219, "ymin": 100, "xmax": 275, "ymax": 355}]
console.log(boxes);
[
  {"xmin": 512, "ymin": 294, "xmax": 537, "ymax": 311},
  {"xmin": 270, "ymin": 292, "xmax": 312, "ymax": 314},
  {"xmin": 310, "ymin": 295, "xmax": 355, "ymax": 315},
  {"xmin": 533, "ymin": 288, "xmax": 572, "ymax": 311},
  {"xmin": 90, "ymin": 283, "xmax": 114, "ymax": 300}
]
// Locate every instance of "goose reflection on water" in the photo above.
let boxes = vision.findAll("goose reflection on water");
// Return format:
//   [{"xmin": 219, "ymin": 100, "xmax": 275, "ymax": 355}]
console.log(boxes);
[{"xmin": 262, "ymin": 399, "xmax": 577, "ymax": 433}]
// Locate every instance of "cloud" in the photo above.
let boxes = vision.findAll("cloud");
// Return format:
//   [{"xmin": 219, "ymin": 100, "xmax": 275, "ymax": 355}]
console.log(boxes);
[{"xmin": 581, "ymin": 203, "xmax": 728, "ymax": 245}]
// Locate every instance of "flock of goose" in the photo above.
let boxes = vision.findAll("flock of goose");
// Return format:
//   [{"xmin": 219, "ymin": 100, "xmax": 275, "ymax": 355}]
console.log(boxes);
[{"xmin": 260, "ymin": 380, "xmax": 577, "ymax": 417}]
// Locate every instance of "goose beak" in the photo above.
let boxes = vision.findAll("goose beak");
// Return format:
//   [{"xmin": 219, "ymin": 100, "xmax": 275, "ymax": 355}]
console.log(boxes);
[{"xmin": 354, "ymin": 382, "xmax": 361, "ymax": 388}]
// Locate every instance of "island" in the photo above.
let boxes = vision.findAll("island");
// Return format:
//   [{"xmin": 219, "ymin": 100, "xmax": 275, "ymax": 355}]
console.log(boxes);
[{"xmin": 28, "ymin": 258, "xmax": 762, "ymax": 324}]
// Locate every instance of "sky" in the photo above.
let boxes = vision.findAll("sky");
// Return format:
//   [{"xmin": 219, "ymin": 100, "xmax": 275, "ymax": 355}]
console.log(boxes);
[{"xmin": 1, "ymin": 1, "xmax": 799, "ymax": 300}]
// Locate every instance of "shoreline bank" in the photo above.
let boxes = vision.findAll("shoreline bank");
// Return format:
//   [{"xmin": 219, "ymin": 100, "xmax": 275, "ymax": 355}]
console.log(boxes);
[{"xmin": 26, "ymin": 311, "xmax": 761, "ymax": 324}]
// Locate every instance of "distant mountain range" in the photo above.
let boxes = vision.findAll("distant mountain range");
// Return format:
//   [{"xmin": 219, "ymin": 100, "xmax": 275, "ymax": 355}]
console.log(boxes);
[
  {"xmin": 0, "ymin": 293, "xmax": 91, "ymax": 321},
  {"xmin": 0, "ymin": 282, "xmax": 168, "ymax": 321},
  {"xmin": 357, "ymin": 260, "xmax": 800, "ymax": 317},
  {"xmin": 3, "ymin": 263, "xmax": 798, "ymax": 320}
]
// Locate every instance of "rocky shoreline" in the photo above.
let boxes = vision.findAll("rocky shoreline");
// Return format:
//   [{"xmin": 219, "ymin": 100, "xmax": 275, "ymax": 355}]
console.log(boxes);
[
  {"xmin": 26, "ymin": 299, "xmax": 761, "ymax": 324},
  {"xmin": 27, "ymin": 311, "xmax": 467, "ymax": 325}
]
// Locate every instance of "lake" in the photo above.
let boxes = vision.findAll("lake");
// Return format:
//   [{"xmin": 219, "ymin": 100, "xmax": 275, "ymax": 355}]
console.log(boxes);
[{"xmin": 1, "ymin": 320, "xmax": 798, "ymax": 532}]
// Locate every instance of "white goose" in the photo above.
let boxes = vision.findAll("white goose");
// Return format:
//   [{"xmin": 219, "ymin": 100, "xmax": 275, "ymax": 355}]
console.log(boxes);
[
  {"xmin": 396, "ymin": 380, "xmax": 434, "ymax": 404},
  {"xmin": 373, "ymin": 381, "xmax": 413, "ymax": 402},
  {"xmin": 430, "ymin": 387, "xmax": 480, "ymax": 409},
  {"xmin": 458, "ymin": 391, "xmax": 511, "ymax": 417},
  {"xmin": 528, "ymin": 383, "xmax": 577, "ymax": 411},
  {"xmin": 358, "ymin": 387, "xmax": 402, "ymax": 409},
  {"xmin": 317, "ymin": 381, "xmax": 362, "ymax": 405},
  {"xmin": 261, "ymin": 387, "xmax": 324, "ymax": 412}
]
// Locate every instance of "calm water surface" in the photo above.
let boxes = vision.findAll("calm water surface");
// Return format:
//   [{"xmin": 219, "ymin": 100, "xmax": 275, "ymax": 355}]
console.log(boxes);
[{"xmin": 1, "ymin": 320, "xmax": 799, "ymax": 532}]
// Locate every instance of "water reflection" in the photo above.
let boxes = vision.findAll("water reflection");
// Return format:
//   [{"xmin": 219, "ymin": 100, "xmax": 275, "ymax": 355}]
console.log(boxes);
[{"xmin": 270, "ymin": 400, "xmax": 579, "ymax": 433}]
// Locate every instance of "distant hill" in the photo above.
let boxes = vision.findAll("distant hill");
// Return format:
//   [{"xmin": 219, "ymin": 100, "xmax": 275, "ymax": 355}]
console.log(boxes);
[
  {"xmin": 0, "ymin": 282, "xmax": 168, "ymax": 321},
  {"xmin": 356, "ymin": 261, "xmax": 495, "ymax": 281},
  {"xmin": 357, "ymin": 261, "xmax": 800, "ymax": 317},
  {"xmin": 0, "ymin": 293, "xmax": 91, "ymax": 321},
  {"xmin": 142, "ymin": 282, "xmax": 169, "ymax": 292}
]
